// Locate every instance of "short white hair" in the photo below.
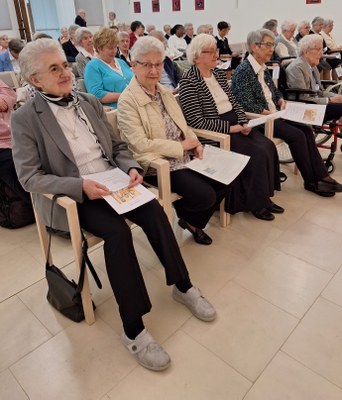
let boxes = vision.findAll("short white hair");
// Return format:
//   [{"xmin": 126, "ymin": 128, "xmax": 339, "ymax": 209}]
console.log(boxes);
[
  {"xmin": 75, "ymin": 27, "xmax": 92, "ymax": 44},
  {"xmin": 247, "ymin": 29, "xmax": 275, "ymax": 53},
  {"xmin": 19, "ymin": 38, "xmax": 65, "ymax": 83},
  {"xmin": 281, "ymin": 20, "xmax": 297, "ymax": 32},
  {"xmin": 298, "ymin": 34, "xmax": 323, "ymax": 56},
  {"xmin": 186, "ymin": 34, "xmax": 216, "ymax": 65},
  {"xmin": 130, "ymin": 36, "xmax": 165, "ymax": 61},
  {"xmin": 68, "ymin": 24, "xmax": 79, "ymax": 36},
  {"xmin": 297, "ymin": 20, "xmax": 310, "ymax": 31},
  {"xmin": 323, "ymin": 19, "xmax": 334, "ymax": 28}
]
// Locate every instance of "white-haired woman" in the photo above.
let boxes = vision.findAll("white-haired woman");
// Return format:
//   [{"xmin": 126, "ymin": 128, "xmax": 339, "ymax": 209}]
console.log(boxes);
[
  {"xmin": 286, "ymin": 34, "xmax": 342, "ymax": 123},
  {"xmin": 295, "ymin": 20, "xmax": 311, "ymax": 43},
  {"xmin": 179, "ymin": 34, "xmax": 283, "ymax": 221},
  {"xmin": 275, "ymin": 20, "xmax": 298, "ymax": 60},
  {"xmin": 62, "ymin": 24, "xmax": 79, "ymax": 62},
  {"xmin": 0, "ymin": 34, "xmax": 9, "ymax": 54},
  {"xmin": 232, "ymin": 29, "xmax": 342, "ymax": 197},
  {"xmin": 115, "ymin": 31, "xmax": 131, "ymax": 67},
  {"xmin": 118, "ymin": 36, "xmax": 229, "ymax": 242},
  {"xmin": 11, "ymin": 38, "xmax": 215, "ymax": 372},
  {"xmin": 58, "ymin": 26, "xmax": 69, "ymax": 45},
  {"xmin": 75, "ymin": 27, "xmax": 94, "ymax": 78}
]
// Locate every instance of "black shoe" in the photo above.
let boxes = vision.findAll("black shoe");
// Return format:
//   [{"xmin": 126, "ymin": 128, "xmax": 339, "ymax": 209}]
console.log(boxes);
[
  {"xmin": 252, "ymin": 208, "xmax": 275, "ymax": 221},
  {"xmin": 304, "ymin": 183, "xmax": 336, "ymax": 198},
  {"xmin": 178, "ymin": 219, "xmax": 212, "ymax": 245},
  {"xmin": 317, "ymin": 179, "xmax": 342, "ymax": 193},
  {"xmin": 46, "ymin": 226, "xmax": 71, "ymax": 239},
  {"xmin": 267, "ymin": 201, "xmax": 285, "ymax": 214}
]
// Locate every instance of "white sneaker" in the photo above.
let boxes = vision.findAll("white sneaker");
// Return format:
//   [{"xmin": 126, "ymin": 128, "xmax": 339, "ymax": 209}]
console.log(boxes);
[
  {"xmin": 121, "ymin": 329, "xmax": 171, "ymax": 371},
  {"xmin": 172, "ymin": 286, "xmax": 217, "ymax": 321}
]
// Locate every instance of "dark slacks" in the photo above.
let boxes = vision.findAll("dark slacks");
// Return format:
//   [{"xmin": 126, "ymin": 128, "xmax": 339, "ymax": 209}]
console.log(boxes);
[
  {"xmin": 220, "ymin": 111, "xmax": 280, "ymax": 213},
  {"xmin": 258, "ymin": 120, "xmax": 328, "ymax": 184},
  {"xmin": 145, "ymin": 169, "xmax": 229, "ymax": 229},
  {"xmin": 324, "ymin": 103, "xmax": 342, "ymax": 122},
  {"xmin": 77, "ymin": 198, "xmax": 189, "ymax": 325},
  {"xmin": 0, "ymin": 148, "xmax": 31, "ymax": 205}
]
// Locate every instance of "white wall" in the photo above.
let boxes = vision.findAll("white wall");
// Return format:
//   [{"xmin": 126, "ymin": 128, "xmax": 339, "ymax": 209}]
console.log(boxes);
[
  {"xmin": 2, "ymin": 0, "xmax": 19, "ymax": 39},
  {"xmin": 3, "ymin": 0, "xmax": 342, "ymax": 43}
]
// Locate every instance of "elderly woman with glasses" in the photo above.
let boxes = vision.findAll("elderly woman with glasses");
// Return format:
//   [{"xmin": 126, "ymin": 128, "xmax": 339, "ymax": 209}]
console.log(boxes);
[
  {"xmin": 118, "ymin": 36, "xmax": 229, "ymax": 243},
  {"xmin": 11, "ymin": 38, "xmax": 216, "ymax": 372},
  {"xmin": 84, "ymin": 27, "xmax": 133, "ymax": 108},
  {"xmin": 179, "ymin": 34, "xmax": 283, "ymax": 222},
  {"xmin": 232, "ymin": 29, "xmax": 342, "ymax": 197}
]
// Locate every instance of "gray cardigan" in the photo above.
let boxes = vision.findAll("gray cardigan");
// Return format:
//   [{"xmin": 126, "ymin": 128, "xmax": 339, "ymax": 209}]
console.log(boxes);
[{"xmin": 11, "ymin": 92, "xmax": 141, "ymax": 229}]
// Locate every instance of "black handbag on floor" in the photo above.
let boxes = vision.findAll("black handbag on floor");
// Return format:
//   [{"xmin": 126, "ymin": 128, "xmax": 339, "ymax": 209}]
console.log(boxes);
[{"xmin": 45, "ymin": 195, "xmax": 102, "ymax": 322}]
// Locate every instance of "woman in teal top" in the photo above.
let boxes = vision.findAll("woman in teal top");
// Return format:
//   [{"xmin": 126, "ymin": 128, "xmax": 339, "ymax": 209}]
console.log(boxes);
[{"xmin": 84, "ymin": 28, "xmax": 133, "ymax": 109}]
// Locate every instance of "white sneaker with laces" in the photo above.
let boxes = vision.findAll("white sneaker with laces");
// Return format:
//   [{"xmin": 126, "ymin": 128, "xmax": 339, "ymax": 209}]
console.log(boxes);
[
  {"xmin": 121, "ymin": 329, "xmax": 171, "ymax": 371},
  {"xmin": 172, "ymin": 286, "xmax": 217, "ymax": 321}
]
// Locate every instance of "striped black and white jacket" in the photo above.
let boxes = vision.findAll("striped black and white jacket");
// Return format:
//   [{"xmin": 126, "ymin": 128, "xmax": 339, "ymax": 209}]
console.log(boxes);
[{"xmin": 179, "ymin": 65, "xmax": 248, "ymax": 134}]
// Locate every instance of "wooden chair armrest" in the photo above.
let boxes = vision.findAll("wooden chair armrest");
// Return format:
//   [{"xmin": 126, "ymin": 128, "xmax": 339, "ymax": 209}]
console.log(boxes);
[
  {"xmin": 245, "ymin": 112, "xmax": 275, "ymax": 139},
  {"xmin": 192, "ymin": 128, "xmax": 230, "ymax": 150}
]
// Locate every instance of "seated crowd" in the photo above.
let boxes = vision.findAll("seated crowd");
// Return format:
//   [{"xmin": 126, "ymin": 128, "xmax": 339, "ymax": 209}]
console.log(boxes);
[{"xmin": 1, "ymin": 11, "xmax": 342, "ymax": 373}]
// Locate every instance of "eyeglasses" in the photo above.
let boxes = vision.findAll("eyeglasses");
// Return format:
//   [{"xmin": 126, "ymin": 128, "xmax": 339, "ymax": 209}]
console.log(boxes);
[
  {"xmin": 256, "ymin": 42, "xmax": 275, "ymax": 49},
  {"xmin": 34, "ymin": 63, "xmax": 71, "ymax": 76},
  {"xmin": 201, "ymin": 49, "xmax": 219, "ymax": 55},
  {"xmin": 135, "ymin": 60, "xmax": 164, "ymax": 69}
]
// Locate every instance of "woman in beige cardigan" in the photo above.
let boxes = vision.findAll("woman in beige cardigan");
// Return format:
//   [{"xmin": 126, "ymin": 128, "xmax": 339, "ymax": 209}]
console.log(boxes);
[{"xmin": 118, "ymin": 36, "xmax": 229, "ymax": 245}]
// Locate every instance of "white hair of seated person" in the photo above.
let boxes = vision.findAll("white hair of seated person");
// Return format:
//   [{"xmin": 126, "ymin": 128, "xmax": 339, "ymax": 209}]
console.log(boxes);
[
  {"xmin": 246, "ymin": 28, "xmax": 275, "ymax": 53},
  {"xmin": 75, "ymin": 27, "xmax": 92, "ymax": 45},
  {"xmin": 298, "ymin": 34, "xmax": 323, "ymax": 57},
  {"xmin": 130, "ymin": 36, "xmax": 165, "ymax": 62},
  {"xmin": 196, "ymin": 25, "xmax": 210, "ymax": 35},
  {"xmin": 280, "ymin": 20, "xmax": 297, "ymax": 34},
  {"xmin": 186, "ymin": 34, "xmax": 216, "ymax": 65},
  {"xmin": 148, "ymin": 30, "xmax": 168, "ymax": 49}
]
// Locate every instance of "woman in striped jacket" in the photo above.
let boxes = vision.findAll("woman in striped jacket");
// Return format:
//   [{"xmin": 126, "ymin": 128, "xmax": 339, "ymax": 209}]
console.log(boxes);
[{"xmin": 179, "ymin": 34, "xmax": 283, "ymax": 221}]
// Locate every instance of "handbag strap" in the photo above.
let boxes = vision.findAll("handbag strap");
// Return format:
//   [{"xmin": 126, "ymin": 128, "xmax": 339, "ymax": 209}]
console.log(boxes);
[{"xmin": 46, "ymin": 194, "xmax": 102, "ymax": 292}]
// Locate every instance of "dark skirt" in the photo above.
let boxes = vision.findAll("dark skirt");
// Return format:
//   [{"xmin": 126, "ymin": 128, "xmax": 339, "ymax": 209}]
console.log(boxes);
[{"xmin": 221, "ymin": 111, "xmax": 281, "ymax": 214}]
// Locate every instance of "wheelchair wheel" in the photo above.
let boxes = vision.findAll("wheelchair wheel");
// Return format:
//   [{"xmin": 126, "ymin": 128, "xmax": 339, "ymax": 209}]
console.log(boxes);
[
  {"xmin": 276, "ymin": 142, "xmax": 294, "ymax": 164},
  {"xmin": 314, "ymin": 127, "xmax": 332, "ymax": 146},
  {"xmin": 327, "ymin": 161, "xmax": 335, "ymax": 174}
]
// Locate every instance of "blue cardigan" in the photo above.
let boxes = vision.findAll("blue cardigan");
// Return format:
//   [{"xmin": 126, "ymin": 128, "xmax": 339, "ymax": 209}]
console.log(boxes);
[
  {"xmin": 0, "ymin": 50, "xmax": 13, "ymax": 72},
  {"xmin": 84, "ymin": 58, "xmax": 133, "ymax": 109}
]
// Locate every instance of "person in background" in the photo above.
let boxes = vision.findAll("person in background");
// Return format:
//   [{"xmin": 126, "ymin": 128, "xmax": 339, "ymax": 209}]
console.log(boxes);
[
  {"xmin": 12, "ymin": 38, "xmax": 216, "ymax": 372},
  {"xmin": 168, "ymin": 24, "xmax": 187, "ymax": 60},
  {"xmin": 118, "ymin": 36, "xmax": 229, "ymax": 245},
  {"xmin": 75, "ymin": 9, "xmax": 87, "ymax": 27},
  {"xmin": 275, "ymin": 20, "xmax": 298, "ymax": 62},
  {"xmin": 320, "ymin": 19, "xmax": 342, "ymax": 80},
  {"xmin": 84, "ymin": 28, "xmax": 133, "ymax": 109},
  {"xmin": 184, "ymin": 23, "xmax": 196, "ymax": 45},
  {"xmin": 108, "ymin": 11, "xmax": 118, "ymax": 28},
  {"xmin": 163, "ymin": 24, "xmax": 172, "ymax": 40},
  {"xmin": 116, "ymin": 31, "xmax": 132, "ymax": 67},
  {"xmin": 179, "ymin": 34, "xmax": 283, "ymax": 221},
  {"xmin": 146, "ymin": 24, "xmax": 156, "ymax": 34},
  {"xmin": 0, "ymin": 39, "xmax": 25, "ymax": 72},
  {"xmin": 129, "ymin": 21, "xmax": 145, "ymax": 48},
  {"xmin": 62, "ymin": 24, "xmax": 79, "ymax": 62},
  {"xmin": 206, "ymin": 24, "xmax": 214, "ymax": 36},
  {"xmin": 58, "ymin": 27, "xmax": 69, "ymax": 45},
  {"xmin": 295, "ymin": 20, "xmax": 311, "ymax": 43},
  {"xmin": 197, "ymin": 25, "xmax": 210, "ymax": 35},
  {"xmin": 75, "ymin": 28, "xmax": 94, "ymax": 79},
  {"xmin": 262, "ymin": 19, "xmax": 278, "ymax": 36},
  {"xmin": 215, "ymin": 21, "xmax": 241, "ymax": 70},
  {"xmin": 0, "ymin": 34, "xmax": 9, "ymax": 53},
  {"xmin": 149, "ymin": 30, "xmax": 179, "ymax": 92},
  {"xmin": 0, "ymin": 80, "xmax": 31, "ymax": 206},
  {"xmin": 232, "ymin": 29, "xmax": 342, "ymax": 198}
]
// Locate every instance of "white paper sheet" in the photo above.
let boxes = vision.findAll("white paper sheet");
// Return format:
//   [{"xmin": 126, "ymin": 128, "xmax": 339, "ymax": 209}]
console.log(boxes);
[
  {"xmin": 281, "ymin": 102, "xmax": 327, "ymax": 126},
  {"xmin": 247, "ymin": 112, "xmax": 283, "ymax": 128},
  {"xmin": 186, "ymin": 145, "xmax": 250, "ymax": 185},
  {"xmin": 82, "ymin": 168, "xmax": 155, "ymax": 214}
]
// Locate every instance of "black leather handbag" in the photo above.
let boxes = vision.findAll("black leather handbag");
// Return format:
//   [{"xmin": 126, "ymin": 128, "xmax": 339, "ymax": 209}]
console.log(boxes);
[{"xmin": 45, "ymin": 195, "xmax": 102, "ymax": 322}]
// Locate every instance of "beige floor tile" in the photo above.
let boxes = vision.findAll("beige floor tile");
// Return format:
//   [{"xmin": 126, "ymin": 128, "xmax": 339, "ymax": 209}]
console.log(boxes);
[
  {"xmin": 0, "ymin": 246, "xmax": 44, "ymax": 302},
  {"xmin": 10, "ymin": 319, "xmax": 136, "ymax": 400},
  {"xmin": 0, "ymin": 296, "xmax": 51, "ymax": 372},
  {"xmin": 235, "ymin": 246, "xmax": 332, "ymax": 318},
  {"xmin": 302, "ymin": 199, "xmax": 342, "ymax": 235},
  {"xmin": 182, "ymin": 282, "xmax": 298, "ymax": 381},
  {"xmin": 97, "ymin": 269, "xmax": 192, "ymax": 340},
  {"xmin": 106, "ymin": 331, "xmax": 251, "ymax": 400},
  {"xmin": 244, "ymin": 351, "xmax": 342, "ymax": 400},
  {"xmin": 283, "ymin": 297, "xmax": 342, "ymax": 388},
  {"xmin": 272, "ymin": 219, "xmax": 342, "ymax": 273},
  {"xmin": 0, "ymin": 369, "xmax": 28, "ymax": 400},
  {"xmin": 322, "ymin": 267, "xmax": 342, "ymax": 307}
]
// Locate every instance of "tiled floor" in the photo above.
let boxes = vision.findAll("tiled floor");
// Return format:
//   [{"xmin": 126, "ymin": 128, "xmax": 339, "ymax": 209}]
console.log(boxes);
[{"xmin": 2, "ymin": 149, "xmax": 342, "ymax": 399}]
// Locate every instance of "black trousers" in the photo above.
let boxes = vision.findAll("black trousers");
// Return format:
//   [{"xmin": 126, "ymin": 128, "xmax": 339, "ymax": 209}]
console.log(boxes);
[
  {"xmin": 0, "ymin": 148, "xmax": 31, "ymax": 205},
  {"xmin": 220, "ymin": 111, "xmax": 281, "ymax": 213},
  {"xmin": 77, "ymin": 198, "xmax": 189, "ymax": 326},
  {"xmin": 145, "ymin": 169, "xmax": 229, "ymax": 229},
  {"xmin": 258, "ymin": 120, "xmax": 328, "ymax": 185},
  {"xmin": 324, "ymin": 103, "xmax": 342, "ymax": 122}
]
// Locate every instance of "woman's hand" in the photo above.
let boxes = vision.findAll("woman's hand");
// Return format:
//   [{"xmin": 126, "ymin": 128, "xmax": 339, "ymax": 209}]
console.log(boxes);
[
  {"xmin": 230, "ymin": 124, "xmax": 251, "ymax": 136},
  {"xmin": 128, "ymin": 168, "xmax": 143, "ymax": 188},
  {"xmin": 278, "ymin": 98, "xmax": 286, "ymax": 110},
  {"xmin": 193, "ymin": 144, "xmax": 204, "ymax": 159},
  {"xmin": 329, "ymin": 95, "xmax": 342, "ymax": 104},
  {"xmin": 0, "ymin": 98, "xmax": 8, "ymax": 112},
  {"xmin": 83, "ymin": 179, "xmax": 112, "ymax": 200},
  {"xmin": 181, "ymin": 137, "xmax": 201, "ymax": 151},
  {"xmin": 241, "ymin": 124, "xmax": 251, "ymax": 136}
]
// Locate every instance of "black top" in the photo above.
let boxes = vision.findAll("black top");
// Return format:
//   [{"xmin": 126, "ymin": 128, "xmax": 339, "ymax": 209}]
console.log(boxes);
[
  {"xmin": 75, "ymin": 15, "xmax": 87, "ymax": 27},
  {"xmin": 215, "ymin": 36, "xmax": 232, "ymax": 55},
  {"xmin": 62, "ymin": 40, "xmax": 79, "ymax": 63},
  {"xmin": 184, "ymin": 34, "xmax": 196, "ymax": 45}
]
